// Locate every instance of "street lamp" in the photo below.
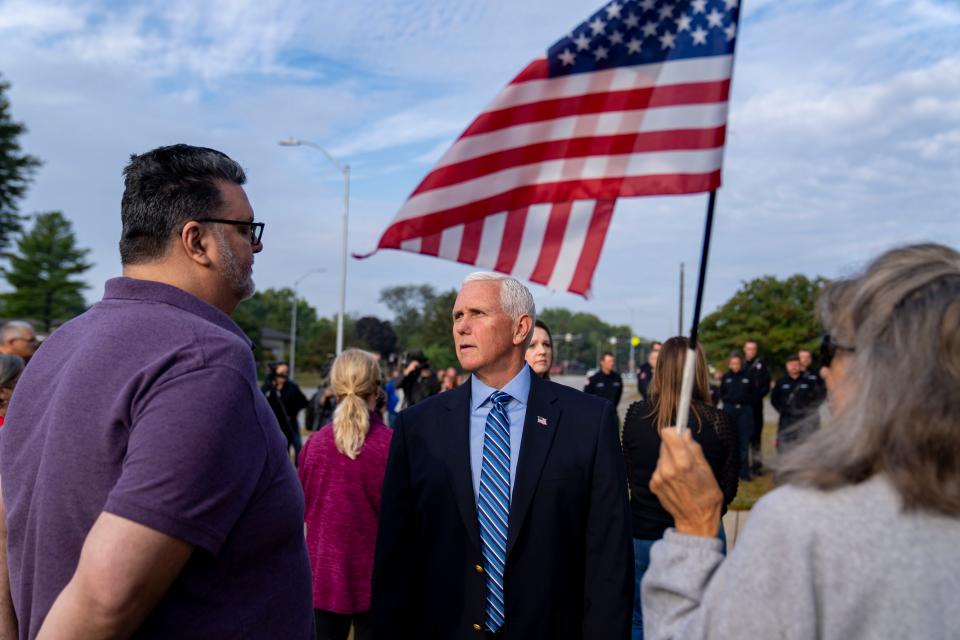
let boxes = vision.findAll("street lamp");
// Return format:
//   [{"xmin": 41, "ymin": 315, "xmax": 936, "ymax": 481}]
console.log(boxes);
[
  {"xmin": 279, "ymin": 137, "xmax": 350, "ymax": 355},
  {"xmin": 290, "ymin": 268, "xmax": 325, "ymax": 381}
]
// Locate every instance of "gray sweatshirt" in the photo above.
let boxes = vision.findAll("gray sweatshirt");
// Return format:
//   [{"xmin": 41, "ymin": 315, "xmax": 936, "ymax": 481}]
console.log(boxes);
[{"xmin": 642, "ymin": 474, "xmax": 960, "ymax": 639}]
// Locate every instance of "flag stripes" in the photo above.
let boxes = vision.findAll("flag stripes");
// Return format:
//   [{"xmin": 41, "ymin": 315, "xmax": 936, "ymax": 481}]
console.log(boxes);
[{"xmin": 359, "ymin": 1, "xmax": 738, "ymax": 298}]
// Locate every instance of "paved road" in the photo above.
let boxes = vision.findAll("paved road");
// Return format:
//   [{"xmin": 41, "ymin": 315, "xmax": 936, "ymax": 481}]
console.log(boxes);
[{"xmin": 551, "ymin": 373, "xmax": 640, "ymax": 419}]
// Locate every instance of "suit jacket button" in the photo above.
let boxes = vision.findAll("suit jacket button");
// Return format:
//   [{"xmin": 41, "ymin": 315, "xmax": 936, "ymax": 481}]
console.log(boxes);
[
  {"xmin": 472, "ymin": 623, "xmax": 483, "ymax": 632},
  {"xmin": 474, "ymin": 564, "xmax": 484, "ymax": 574}
]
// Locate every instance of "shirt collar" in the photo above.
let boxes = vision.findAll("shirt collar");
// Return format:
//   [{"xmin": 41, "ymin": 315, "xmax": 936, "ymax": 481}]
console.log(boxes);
[
  {"xmin": 470, "ymin": 364, "xmax": 531, "ymax": 411},
  {"xmin": 101, "ymin": 277, "xmax": 252, "ymax": 347}
]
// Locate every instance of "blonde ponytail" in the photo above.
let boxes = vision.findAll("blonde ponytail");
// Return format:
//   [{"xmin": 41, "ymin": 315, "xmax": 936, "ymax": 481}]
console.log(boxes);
[{"xmin": 330, "ymin": 349, "xmax": 381, "ymax": 459}]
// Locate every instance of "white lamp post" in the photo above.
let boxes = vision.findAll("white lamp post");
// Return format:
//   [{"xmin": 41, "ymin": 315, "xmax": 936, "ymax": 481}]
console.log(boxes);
[
  {"xmin": 289, "ymin": 267, "xmax": 325, "ymax": 381},
  {"xmin": 279, "ymin": 137, "xmax": 350, "ymax": 355}
]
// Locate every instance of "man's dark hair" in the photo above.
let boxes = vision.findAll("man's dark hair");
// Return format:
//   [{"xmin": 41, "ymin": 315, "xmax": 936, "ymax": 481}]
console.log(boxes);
[
  {"xmin": 119, "ymin": 144, "xmax": 247, "ymax": 265},
  {"xmin": 785, "ymin": 355, "xmax": 800, "ymax": 363},
  {"xmin": 601, "ymin": 351, "xmax": 615, "ymax": 360}
]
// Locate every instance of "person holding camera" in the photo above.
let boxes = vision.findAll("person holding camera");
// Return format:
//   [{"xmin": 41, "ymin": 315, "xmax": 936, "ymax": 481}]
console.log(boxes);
[
  {"xmin": 266, "ymin": 362, "xmax": 308, "ymax": 429},
  {"xmin": 263, "ymin": 362, "xmax": 305, "ymax": 462},
  {"xmin": 399, "ymin": 350, "xmax": 440, "ymax": 408}
]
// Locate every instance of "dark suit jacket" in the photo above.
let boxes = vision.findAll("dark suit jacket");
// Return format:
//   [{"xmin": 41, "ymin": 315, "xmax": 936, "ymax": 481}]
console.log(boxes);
[{"xmin": 372, "ymin": 370, "xmax": 633, "ymax": 639}]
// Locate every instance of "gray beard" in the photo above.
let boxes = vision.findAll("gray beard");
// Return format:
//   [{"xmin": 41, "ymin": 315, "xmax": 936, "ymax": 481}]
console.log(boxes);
[{"xmin": 215, "ymin": 232, "xmax": 255, "ymax": 301}]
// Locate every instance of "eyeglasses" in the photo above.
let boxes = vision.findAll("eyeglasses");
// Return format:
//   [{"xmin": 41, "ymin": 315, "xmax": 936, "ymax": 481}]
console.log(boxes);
[
  {"xmin": 820, "ymin": 334, "xmax": 855, "ymax": 367},
  {"xmin": 194, "ymin": 218, "xmax": 265, "ymax": 245}
]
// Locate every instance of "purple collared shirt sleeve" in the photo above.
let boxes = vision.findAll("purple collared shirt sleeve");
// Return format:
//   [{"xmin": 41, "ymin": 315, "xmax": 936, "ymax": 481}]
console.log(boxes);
[{"xmin": 104, "ymin": 365, "xmax": 269, "ymax": 555}]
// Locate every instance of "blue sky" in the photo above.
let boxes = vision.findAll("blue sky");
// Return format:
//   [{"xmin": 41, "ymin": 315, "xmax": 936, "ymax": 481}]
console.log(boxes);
[{"xmin": 2, "ymin": 0, "xmax": 958, "ymax": 340}]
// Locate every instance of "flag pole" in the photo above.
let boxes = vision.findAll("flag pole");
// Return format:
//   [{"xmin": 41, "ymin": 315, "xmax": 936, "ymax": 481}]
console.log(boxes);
[{"xmin": 676, "ymin": 190, "xmax": 718, "ymax": 435}]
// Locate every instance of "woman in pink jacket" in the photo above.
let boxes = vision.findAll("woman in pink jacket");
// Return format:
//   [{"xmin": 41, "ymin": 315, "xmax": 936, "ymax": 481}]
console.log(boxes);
[{"xmin": 298, "ymin": 349, "xmax": 392, "ymax": 640}]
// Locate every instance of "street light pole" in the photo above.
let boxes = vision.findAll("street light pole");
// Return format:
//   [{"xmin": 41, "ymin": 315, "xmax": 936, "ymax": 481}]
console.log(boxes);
[
  {"xmin": 623, "ymin": 304, "xmax": 637, "ymax": 376},
  {"xmin": 289, "ymin": 268, "xmax": 325, "ymax": 381},
  {"xmin": 279, "ymin": 137, "xmax": 350, "ymax": 355}
]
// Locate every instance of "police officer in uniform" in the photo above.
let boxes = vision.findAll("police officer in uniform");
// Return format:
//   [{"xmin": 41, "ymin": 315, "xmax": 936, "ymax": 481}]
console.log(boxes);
[
  {"xmin": 798, "ymin": 348, "xmax": 825, "ymax": 393},
  {"xmin": 771, "ymin": 355, "xmax": 821, "ymax": 452},
  {"xmin": 585, "ymin": 351, "xmax": 623, "ymax": 408},
  {"xmin": 720, "ymin": 352, "xmax": 755, "ymax": 480},
  {"xmin": 636, "ymin": 341, "xmax": 661, "ymax": 400},
  {"xmin": 743, "ymin": 340, "xmax": 771, "ymax": 473}
]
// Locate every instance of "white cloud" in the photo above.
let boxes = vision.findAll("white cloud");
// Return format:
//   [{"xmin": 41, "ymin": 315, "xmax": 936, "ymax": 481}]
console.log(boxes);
[{"xmin": 2, "ymin": 0, "xmax": 958, "ymax": 340}]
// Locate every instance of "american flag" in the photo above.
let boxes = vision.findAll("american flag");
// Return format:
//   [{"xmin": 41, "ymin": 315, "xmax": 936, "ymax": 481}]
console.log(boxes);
[{"xmin": 362, "ymin": 0, "xmax": 740, "ymax": 296}]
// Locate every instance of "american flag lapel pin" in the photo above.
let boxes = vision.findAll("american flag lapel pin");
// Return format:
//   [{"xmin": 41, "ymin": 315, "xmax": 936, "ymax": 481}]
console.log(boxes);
[{"xmin": 537, "ymin": 416, "xmax": 548, "ymax": 426}]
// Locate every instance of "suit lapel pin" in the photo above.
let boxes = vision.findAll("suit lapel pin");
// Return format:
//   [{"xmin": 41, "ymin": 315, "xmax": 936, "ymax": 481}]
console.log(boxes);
[{"xmin": 537, "ymin": 416, "xmax": 548, "ymax": 426}]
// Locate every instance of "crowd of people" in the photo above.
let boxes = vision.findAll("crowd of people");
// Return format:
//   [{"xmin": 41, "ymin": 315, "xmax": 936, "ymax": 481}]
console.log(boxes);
[{"xmin": 0, "ymin": 145, "xmax": 956, "ymax": 640}]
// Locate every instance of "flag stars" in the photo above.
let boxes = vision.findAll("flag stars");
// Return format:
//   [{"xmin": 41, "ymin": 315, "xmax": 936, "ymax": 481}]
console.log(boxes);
[
  {"xmin": 659, "ymin": 31, "xmax": 676, "ymax": 49},
  {"xmin": 593, "ymin": 45, "xmax": 610, "ymax": 60},
  {"xmin": 557, "ymin": 48, "xmax": 576, "ymax": 66},
  {"xmin": 724, "ymin": 0, "xmax": 739, "ymax": 9},
  {"xmin": 691, "ymin": 0, "xmax": 707, "ymax": 13},
  {"xmin": 675, "ymin": 13, "xmax": 692, "ymax": 32},
  {"xmin": 641, "ymin": 20, "xmax": 658, "ymax": 37},
  {"xmin": 589, "ymin": 16, "xmax": 607, "ymax": 35},
  {"xmin": 639, "ymin": 0, "xmax": 655, "ymax": 11},
  {"xmin": 609, "ymin": 30, "xmax": 624, "ymax": 45},
  {"xmin": 691, "ymin": 25, "xmax": 708, "ymax": 44},
  {"xmin": 658, "ymin": 3, "xmax": 674, "ymax": 19},
  {"xmin": 706, "ymin": 8, "xmax": 724, "ymax": 27},
  {"xmin": 623, "ymin": 12, "xmax": 640, "ymax": 28},
  {"xmin": 605, "ymin": 1, "xmax": 623, "ymax": 19},
  {"xmin": 725, "ymin": 22, "xmax": 736, "ymax": 41},
  {"xmin": 626, "ymin": 37, "xmax": 642, "ymax": 53},
  {"xmin": 573, "ymin": 32, "xmax": 592, "ymax": 51}
]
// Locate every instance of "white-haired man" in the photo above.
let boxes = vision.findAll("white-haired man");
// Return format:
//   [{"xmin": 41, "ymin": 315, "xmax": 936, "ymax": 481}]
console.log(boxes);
[
  {"xmin": 373, "ymin": 272, "xmax": 633, "ymax": 639},
  {"xmin": 0, "ymin": 321, "xmax": 38, "ymax": 363}
]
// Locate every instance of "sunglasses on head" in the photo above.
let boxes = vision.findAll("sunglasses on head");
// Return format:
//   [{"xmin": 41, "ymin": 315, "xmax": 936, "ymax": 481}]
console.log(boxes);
[{"xmin": 820, "ymin": 334, "xmax": 855, "ymax": 367}]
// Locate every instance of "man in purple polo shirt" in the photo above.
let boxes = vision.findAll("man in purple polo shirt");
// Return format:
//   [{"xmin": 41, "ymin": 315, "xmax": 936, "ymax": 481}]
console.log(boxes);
[{"xmin": 0, "ymin": 144, "xmax": 313, "ymax": 638}]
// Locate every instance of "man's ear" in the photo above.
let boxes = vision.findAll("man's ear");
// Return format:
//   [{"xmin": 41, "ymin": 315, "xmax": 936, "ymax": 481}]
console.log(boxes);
[
  {"xmin": 513, "ymin": 314, "xmax": 533, "ymax": 346},
  {"xmin": 179, "ymin": 221, "xmax": 214, "ymax": 266}
]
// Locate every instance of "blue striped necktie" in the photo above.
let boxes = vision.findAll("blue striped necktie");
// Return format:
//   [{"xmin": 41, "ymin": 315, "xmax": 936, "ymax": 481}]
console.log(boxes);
[{"xmin": 478, "ymin": 390, "xmax": 511, "ymax": 632}]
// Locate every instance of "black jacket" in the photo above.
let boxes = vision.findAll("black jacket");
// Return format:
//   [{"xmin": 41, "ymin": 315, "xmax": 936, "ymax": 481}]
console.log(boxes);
[
  {"xmin": 373, "ymin": 373, "xmax": 633, "ymax": 639},
  {"xmin": 744, "ymin": 358, "xmax": 771, "ymax": 402},
  {"xmin": 720, "ymin": 371, "xmax": 755, "ymax": 407},
  {"xmin": 771, "ymin": 374, "xmax": 821, "ymax": 427},
  {"xmin": 400, "ymin": 367, "xmax": 441, "ymax": 407},
  {"xmin": 622, "ymin": 400, "xmax": 739, "ymax": 540},
  {"xmin": 584, "ymin": 370, "xmax": 623, "ymax": 407},
  {"xmin": 636, "ymin": 363, "xmax": 654, "ymax": 399}
]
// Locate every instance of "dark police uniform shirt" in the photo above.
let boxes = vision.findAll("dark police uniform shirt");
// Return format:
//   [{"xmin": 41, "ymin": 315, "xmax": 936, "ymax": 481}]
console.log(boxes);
[
  {"xmin": 636, "ymin": 362, "xmax": 654, "ymax": 399},
  {"xmin": 720, "ymin": 371, "xmax": 755, "ymax": 408},
  {"xmin": 744, "ymin": 358, "xmax": 771, "ymax": 401},
  {"xmin": 771, "ymin": 374, "xmax": 821, "ymax": 426},
  {"xmin": 585, "ymin": 370, "xmax": 623, "ymax": 407}
]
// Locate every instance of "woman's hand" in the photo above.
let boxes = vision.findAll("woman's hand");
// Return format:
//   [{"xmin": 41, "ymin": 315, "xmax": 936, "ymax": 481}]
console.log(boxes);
[{"xmin": 650, "ymin": 428, "xmax": 724, "ymax": 537}]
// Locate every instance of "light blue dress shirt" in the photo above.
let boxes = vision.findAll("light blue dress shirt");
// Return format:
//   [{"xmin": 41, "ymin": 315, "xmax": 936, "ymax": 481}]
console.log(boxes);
[{"xmin": 469, "ymin": 365, "xmax": 531, "ymax": 503}]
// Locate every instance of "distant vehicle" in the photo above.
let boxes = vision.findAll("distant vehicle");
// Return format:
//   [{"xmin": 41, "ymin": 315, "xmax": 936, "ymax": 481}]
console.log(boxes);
[{"xmin": 586, "ymin": 368, "xmax": 598, "ymax": 378}]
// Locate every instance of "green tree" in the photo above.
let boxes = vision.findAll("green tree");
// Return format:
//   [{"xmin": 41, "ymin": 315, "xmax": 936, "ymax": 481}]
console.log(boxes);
[
  {"xmin": 232, "ymin": 288, "xmax": 358, "ymax": 375},
  {"xmin": 0, "ymin": 75, "xmax": 42, "ymax": 252},
  {"xmin": 355, "ymin": 316, "xmax": 398, "ymax": 357},
  {"xmin": 1, "ymin": 211, "xmax": 92, "ymax": 331},
  {"xmin": 698, "ymin": 274, "xmax": 828, "ymax": 374},
  {"xmin": 538, "ymin": 308, "xmax": 631, "ymax": 371},
  {"xmin": 379, "ymin": 284, "xmax": 458, "ymax": 369}
]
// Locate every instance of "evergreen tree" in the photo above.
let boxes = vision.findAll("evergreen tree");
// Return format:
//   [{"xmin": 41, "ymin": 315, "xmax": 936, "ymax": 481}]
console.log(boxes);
[
  {"xmin": 0, "ymin": 75, "xmax": 42, "ymax": 251},
  {"xmin": 1, "ymin": 211, "xmax": 92, "ymax": 331}
]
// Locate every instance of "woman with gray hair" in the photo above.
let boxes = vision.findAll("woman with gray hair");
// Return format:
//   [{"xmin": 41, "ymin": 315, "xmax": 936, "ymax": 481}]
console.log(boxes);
[
  {"xmin": 640, "ymin": 243, "xmax": 960, "ymax": 639},
  {"xmin": 0, "ymin": 354, "xmax": 24, "ymax": 428}
]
